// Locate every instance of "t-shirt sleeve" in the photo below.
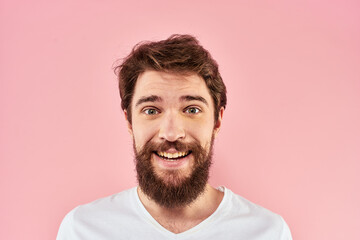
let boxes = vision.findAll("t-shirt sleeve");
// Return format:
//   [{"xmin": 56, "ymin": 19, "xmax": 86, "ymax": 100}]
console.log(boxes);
[
  {"xmin": 56, "ymin": 207, "xmax": 78, "ymax": 240},
  {"xmin": 280, "ymin": 217, "xmax": 293, "ymax": 240}
]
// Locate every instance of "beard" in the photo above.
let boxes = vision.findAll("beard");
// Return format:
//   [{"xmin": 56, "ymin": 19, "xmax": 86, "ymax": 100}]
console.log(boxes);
[{"xmin": 134, "ymin": 136, "xmax": 214, "ymax": 209}]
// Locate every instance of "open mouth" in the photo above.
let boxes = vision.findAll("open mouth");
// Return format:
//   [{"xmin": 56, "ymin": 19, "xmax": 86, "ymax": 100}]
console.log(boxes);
[{"xmin": 154, "ymin": 151, "xmax": 191, "ymax": 161}]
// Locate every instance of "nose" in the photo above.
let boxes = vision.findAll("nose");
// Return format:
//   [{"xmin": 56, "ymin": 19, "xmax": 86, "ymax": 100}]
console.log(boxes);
[{"xmin": 158, "ymin": 111, "xmax": 185, "ymax": 142}]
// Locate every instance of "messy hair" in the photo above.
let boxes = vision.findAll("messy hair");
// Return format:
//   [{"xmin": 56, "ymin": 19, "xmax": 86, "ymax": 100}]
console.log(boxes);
[{"xmin": 114, "ymin": 34, "xmax": 227, "ymax": 123}]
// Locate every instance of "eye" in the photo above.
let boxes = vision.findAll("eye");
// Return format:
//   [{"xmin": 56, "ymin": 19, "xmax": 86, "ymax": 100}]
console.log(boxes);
[
  {"xmin": 144, "ymin": 108, "xmax": 159, "ymax": 115},
  {"xmin": 185, "ymin": 107, "xmax": 201, "ymax": 114}
]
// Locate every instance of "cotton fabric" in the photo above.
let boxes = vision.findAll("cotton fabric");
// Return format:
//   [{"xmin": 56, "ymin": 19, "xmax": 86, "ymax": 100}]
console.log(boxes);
[{"xmin": 57, "ymin": 187, "xmax": 292, "ymax": 240}]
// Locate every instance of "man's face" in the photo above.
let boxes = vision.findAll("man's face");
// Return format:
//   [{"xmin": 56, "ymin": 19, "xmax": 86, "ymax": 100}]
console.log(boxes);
[{"xmin": 127, "ymin": 71, "xmax": 223, "ymax": 208}]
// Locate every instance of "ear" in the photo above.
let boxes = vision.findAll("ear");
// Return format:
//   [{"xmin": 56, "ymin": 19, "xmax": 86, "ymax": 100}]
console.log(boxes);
[
  {"xmin": 213, "ymin": 107, "xmax": 224, "ymax": 137},
  {"xmin": 124, "ymin": 110, "xmax": 133, "ymax": 136}
]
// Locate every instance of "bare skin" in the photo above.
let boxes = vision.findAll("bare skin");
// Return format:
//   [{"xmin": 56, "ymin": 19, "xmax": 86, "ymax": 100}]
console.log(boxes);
[{"xmin": 127, "ymin": 71, "xmax": 225, "ymax": 233}]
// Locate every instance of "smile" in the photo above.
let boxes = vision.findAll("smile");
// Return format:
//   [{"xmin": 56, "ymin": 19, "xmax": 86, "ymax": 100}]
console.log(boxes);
[{"xmin": 155, "ymin": 151, "xmax": 191, "ymax": 161}]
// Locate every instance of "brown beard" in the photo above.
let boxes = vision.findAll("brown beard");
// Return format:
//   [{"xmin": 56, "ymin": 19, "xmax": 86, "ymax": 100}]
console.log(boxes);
[{"xmin": 134, "ymin": 137, "xmax": 214, "ymax": 209}]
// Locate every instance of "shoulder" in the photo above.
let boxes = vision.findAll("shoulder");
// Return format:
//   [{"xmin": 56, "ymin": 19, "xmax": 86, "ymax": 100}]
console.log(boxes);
[
  {"xmin": 218, "ymin": 187, "xmax": 292, "ymax": 239},
  {"xmin": 73, "ymin": 187, "xmax": 137, "ymax": 217},
  {"xmin": 56, "ymin": 187, "xmax": 138, "ymax": 240},
  {"xmin": 227, "ymin": 188, "xmax": 281, "ymax": 219}
]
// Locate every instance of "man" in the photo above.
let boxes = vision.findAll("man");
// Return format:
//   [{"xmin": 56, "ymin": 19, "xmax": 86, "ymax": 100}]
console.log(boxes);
[{"xmin": 57, "ymin": 34, "xmax": 292, "ymax": 239}]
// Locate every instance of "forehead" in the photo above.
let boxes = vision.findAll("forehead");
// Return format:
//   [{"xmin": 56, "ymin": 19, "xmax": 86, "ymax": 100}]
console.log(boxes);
[{"xmin": 132, "ymin": 71, "xmax": 213, "ymax": 104}]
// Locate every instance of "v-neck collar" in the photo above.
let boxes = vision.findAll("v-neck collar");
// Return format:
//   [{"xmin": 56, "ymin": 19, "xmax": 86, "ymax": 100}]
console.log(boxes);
[{"xmin": 132, "ymin": 186, "xmax": 230, "ymax": 238}]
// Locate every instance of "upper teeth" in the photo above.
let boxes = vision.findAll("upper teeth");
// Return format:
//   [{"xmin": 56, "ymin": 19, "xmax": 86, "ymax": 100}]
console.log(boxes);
[{"xmin": 157, "ymin": 151, "xmax": 188, "ymax": 159}]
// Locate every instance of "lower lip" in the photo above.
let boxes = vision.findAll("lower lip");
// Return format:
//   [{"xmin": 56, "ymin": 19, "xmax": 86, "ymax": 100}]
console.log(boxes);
[{"xmin": 153, "ymin": 152, "xmax": 192, "ymax": 169}]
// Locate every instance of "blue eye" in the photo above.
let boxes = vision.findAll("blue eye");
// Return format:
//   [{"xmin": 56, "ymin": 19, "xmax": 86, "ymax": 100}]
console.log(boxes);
[
  {"xmin": 185, "ymin": 107, "xmax": 200, "ymax": 114},
  {"xmin": 144, "ymin": 108, "xmax": 159, "ymax": 115}
]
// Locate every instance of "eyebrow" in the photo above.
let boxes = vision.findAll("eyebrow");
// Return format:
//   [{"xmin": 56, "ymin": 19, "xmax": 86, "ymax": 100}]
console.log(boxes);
[
  {"xmin": 135, "ymin": 95, "xmax": 163, "ymax": 107},
  {"xmin": 180, "ymin": 95, "xmax": 208, "ymax": 106},
  {"xmin": 135, "ymin": 94, "xmax": 209, "ymax": 107}
]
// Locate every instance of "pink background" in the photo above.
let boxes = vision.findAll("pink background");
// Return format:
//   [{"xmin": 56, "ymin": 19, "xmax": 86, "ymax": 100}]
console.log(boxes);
[{"xmin": 1, "ymin": 0, "xmax": 359, "ymax": 239}]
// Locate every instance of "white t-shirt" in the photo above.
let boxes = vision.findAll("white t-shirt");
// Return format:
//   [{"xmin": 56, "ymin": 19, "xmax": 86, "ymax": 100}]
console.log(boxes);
[{"xmin": 57, "ymin": 187, "xmax": 292, "ymax": 240}]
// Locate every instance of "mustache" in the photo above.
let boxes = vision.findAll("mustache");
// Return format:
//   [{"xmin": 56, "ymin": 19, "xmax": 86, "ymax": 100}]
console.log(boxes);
[
  {"xmin": 136, "ymin": 139, "xmax": 206, "ymax": 164},
  {"xmin": 145, "ymin": 140, "xmax": 196, "ymax": 152}
]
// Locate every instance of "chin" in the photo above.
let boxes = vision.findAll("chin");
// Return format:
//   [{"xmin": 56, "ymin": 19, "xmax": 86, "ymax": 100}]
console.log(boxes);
[{"xmin": 155, "ymin": 168, "xmax": 193, "ymax": 187}]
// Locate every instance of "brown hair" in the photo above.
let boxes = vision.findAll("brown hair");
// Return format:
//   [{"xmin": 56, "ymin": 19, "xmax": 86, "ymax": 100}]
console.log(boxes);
[{"xmin": 114, "ymin": 34, "xmax": 227, "ymax": 123}]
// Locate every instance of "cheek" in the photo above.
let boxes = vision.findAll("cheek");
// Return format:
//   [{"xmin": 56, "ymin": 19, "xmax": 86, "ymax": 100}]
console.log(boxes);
[
  {"xmin": 187, "ymin": 122, "xmax": 214, "ymax": 144},
  {"xmin": 132, "ymin": 121, "xmax": 159, "ymax": 148}
]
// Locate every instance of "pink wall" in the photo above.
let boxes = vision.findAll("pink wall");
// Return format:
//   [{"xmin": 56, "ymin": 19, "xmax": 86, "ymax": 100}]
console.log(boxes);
[{"xmin": 1, "ymin": 0, "xmax": 359, "ymax": 239}]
